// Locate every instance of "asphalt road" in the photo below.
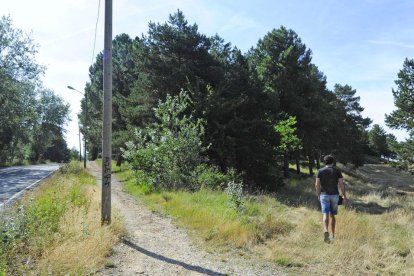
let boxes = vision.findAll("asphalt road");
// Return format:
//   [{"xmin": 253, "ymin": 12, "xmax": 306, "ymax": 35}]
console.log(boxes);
[{"xmin": 0, "ymin": 164, "xmax": 61, "ymax": 207}]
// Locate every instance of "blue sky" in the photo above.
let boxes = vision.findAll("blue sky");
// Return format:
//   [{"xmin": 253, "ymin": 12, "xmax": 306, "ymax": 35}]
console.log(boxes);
[{"xmin": 2, "ymin": 0, "xmax": 413, "ymax": 149}]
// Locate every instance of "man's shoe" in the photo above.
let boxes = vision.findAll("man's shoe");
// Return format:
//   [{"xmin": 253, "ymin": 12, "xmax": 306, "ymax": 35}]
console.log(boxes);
[
  {"xmin": 329, "ymin": 235, "xmax": 335, "ymax": 241},
  {"xmin": 324, "ymin": 232, "xmax": 330, "ymax": 243}
]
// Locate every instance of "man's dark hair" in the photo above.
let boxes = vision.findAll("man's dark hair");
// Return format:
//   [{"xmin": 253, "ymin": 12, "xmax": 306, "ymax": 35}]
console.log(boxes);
[{"xmin": 323, "ymin": 155, "xmax": 335, "ymax": 165}]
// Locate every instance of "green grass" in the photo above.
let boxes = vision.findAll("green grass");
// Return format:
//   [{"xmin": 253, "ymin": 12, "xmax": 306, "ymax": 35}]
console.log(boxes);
[
  {"xmin": 288, "ymin": 162, "xmax": 315, "ymax": 175},
  {"xmin": 96, "ymin": 159, "xmax": 152, "ymax": 196},
  {"xmin": 102, "ymin": 160, "xmax": 293, "ymax": 246},
  {"xmin": 138, "ymin": 188, "xmax": 296, "ymax": 246}
]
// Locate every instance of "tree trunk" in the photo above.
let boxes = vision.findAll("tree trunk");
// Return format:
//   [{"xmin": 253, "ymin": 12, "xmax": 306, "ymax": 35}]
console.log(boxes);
[
  {"xmin": 315, "ymin": 153, "xmax": 321, "ymax": 169},
  {"xmin": 283, "ymin": 152, "xmax": 289, "ymax": 178},
  {"xmin": 116, "ymin": 153, "xmax": 123, "ymax": 167},
  {"xmin": 308, "ymin": 154, "xmax": 314, "ymax": 176},
  {"xmin": 91, "ymin": 146, "xmax": 99, "ymax": 160},
  {"xmin": 295, "ymin": 152, "xmax": 301, "ymax": 174},
  {"xmin": 9, "ymin": 141, "xmax": 16, "ymax": 163}
]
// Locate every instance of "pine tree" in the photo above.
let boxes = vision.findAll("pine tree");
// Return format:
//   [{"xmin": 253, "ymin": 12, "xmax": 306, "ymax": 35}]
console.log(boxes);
[
  {"xmin": 368, "ymin": 124, "xmax": 389, "ymax": 158},
  {"xmin": 332, "ymin": 84, "xmax": 371, "ymax": 166},
  {"xmin": 386, "ymin": 58, "xmax": 414, "ymax": 131}
]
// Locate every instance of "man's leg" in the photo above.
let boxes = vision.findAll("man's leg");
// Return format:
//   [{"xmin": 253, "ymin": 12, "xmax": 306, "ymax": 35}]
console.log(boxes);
[
  {"xmin": 323, "ymin": 213, "xmax": 329, "ymax": 233},
  {"xmin": 323, "ymin": 213, "xmax": 330, "ymax": 242},
  {"xmin": 320, "ymin": 195, "xmax": 331, "ymax": 242},
  {"xmin": 329, "ymin": 195, "xmax": 339, "ymax": 240},
  {"xmin": 330, "ymin": 214, "xmax": 336, "ymax": 238}
]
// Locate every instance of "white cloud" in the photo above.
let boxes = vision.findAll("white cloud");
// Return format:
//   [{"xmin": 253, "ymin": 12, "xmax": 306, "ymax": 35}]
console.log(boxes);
[
  {"xmin": 219, "ymin": 13, "xmax": 260, "ymax": 33},
  {"xmin": 367, "ymin": 40, "xmax": 414, "ymax": 49}
]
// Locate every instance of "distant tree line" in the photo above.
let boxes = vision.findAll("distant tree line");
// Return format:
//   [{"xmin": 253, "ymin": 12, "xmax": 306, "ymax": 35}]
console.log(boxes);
[
  {"xmin": 80, "ymin": 11, "xmax": 412, "ymax": 189},
  {"xmin": 0, "ymin": 16, "xmax": 70, "ymax": 165}
]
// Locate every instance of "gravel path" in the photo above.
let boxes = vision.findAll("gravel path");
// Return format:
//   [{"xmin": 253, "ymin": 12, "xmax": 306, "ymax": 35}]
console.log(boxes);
[{"xmin": 88, "ymin": 162, "xmax": 285, "ymax": 276}]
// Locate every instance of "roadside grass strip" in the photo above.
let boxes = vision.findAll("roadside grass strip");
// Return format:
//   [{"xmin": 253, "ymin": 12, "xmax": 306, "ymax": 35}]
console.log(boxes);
[{"xmin": 0, "ymin": 161, "xmax": 124, "ymax": 275}]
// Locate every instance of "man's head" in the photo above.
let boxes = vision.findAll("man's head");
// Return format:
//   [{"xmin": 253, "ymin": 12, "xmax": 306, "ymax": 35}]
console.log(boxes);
[{"xmin": 323, "ymin": 155, "xmax": 335, "ymax": 165}]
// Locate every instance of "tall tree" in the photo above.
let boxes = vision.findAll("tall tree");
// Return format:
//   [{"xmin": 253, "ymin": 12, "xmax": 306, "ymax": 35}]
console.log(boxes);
[
  {"xmin": 248, "ymin": 26, "xmax": 312, "ymax": 119},
  {"xmin": 82, "ymin": 54, "xmax": 103, "ymax": 160},
  {"xmin": 82, "ymin": 34, "xmax": 141, "ymax": 161},
  {"xmin": 30, "ymin": 89, "xmax": 70, "ymax": 162},
  {"xmin": 0, "ymin": 16, "xmax": 44, "ymax": 164},
  {"xmin": 385, "ymin": 133, "xmax": 398, "ymax": 160},
  {"xmin": 125, "ymin": 9, "xmax": 223, "ymax": 130},
  {"xmin": 0, "ymin": 16, "xmax": 43, "ymax": 82},
  {"xmin": 386, "ymin": 58, "xmax": 414, "ymax": 132},
  {"xmin": 298, "ymin": 64, "xmax": 329, "ymax": 174},
  {"xmin": 385, "ymin": 58, "xmax": 414, "ymax": 167},
  {"xmin": 248, "ymin": 26, "xmax": 327, "ymax": 175},
  {"xmin": 332, "ymin": 84, "xmax": 371, "ymax": 166},
  {"xmin": 368, "ymin": 124, "xmax": 389, "ymax": 158},
  {"xmin": 202, "ymin": 46, "xmax": 279, "ymax": 189}
]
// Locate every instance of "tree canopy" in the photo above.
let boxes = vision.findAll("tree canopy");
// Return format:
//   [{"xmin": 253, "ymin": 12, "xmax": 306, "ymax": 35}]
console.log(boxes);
[
  {"xmin": 385, "ymin": 58, "xmax": 414, "ymax": 169},
  {"xmin": 81, "ymin": 11, "xmax": 380, "ymax": 189},
  {"xmin": 386, "ymin": 58, "xmax": 414, "ymax": 132},
  {"xmin": 0, "ymin": 16, "xmax": 70, "ymax": 165}
]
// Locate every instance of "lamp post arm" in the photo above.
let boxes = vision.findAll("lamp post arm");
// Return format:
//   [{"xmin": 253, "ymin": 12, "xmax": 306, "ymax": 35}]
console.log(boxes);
[{"xmin": 68, "ymin": 85, "xmax": 87, "ymax": 168}]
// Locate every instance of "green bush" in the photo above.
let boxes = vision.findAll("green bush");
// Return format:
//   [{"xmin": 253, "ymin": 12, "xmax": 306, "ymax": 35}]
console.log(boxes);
[
  {"xmin": 225, "ymin": 180, "xmax": 244, "ymax": 211},
  {"xmin": 193, "ymin": 164, "xmax": 241, "ymax": 190},
  {"xmin": 123, "ymin": 91, "xmax": 208, "ymax": 190}
]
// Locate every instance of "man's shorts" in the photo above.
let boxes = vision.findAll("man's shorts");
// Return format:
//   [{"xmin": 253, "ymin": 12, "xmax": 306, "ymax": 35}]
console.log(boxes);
[{"xmin": 320, "ymin": 194, "xmax": 339, "ymax": 215}]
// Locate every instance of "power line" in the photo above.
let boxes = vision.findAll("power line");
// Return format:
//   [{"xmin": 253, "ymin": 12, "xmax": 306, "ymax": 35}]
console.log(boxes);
[{"xmin": 91, "ymin": 0, "xmax": 101, "ymax": 65}]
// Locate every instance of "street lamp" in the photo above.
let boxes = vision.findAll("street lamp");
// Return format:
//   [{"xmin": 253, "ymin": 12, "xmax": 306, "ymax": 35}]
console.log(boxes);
[
  {"xmin": 78, "ymin": 119, "xmax": 82, "ymax": 162},
  {"xmin": 68, "ymin": 85, "xmax": 87, "ymax": 169}
]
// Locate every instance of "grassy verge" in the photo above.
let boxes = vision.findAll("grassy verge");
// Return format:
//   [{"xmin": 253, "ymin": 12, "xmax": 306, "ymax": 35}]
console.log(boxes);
[
  {"xmin": 269, "ymin": 176, "xmax": 414, "ymax": 274},
  {"xmin": 0, "ymin": 161, "xmax": 124, "ymax": 275},
  {"xmin": 108, "ymin": 160, "xmax": 413, "ymax": 275}
]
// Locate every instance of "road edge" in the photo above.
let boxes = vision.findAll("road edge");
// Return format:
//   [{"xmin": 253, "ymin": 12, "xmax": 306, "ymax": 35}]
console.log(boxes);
[{"xmin": 0, "ymin": 165, "xmax": 60, "ymax": 209}]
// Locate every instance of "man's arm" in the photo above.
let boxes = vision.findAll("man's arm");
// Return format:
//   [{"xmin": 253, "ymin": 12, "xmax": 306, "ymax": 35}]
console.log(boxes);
[
  {"xmin": 338, "ymin": 178, "xmax": 347, "ymax": 203},
  {"xmin": 315, "ymin": 178, "xmax": 321, "ymax": 201}
]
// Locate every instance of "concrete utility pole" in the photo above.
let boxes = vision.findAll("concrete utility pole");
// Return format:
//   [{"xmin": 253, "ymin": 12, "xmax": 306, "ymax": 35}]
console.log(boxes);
[{"xmin": 102, "ymin": 0, "xmax": 112, "ymax": 225}]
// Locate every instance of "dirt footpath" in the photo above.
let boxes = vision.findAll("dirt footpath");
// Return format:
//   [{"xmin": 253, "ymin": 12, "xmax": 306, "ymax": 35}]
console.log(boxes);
[
  {"xmin": 88, "ymin": 162, "xmax": 284, "ymax": 276},
  {"xmin": 356, "ymin": 164, "xmax": 414, "ymax": 192}
]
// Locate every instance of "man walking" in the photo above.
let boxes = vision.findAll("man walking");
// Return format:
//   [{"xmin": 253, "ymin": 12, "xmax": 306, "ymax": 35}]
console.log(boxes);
[{"xmin": 315, "ymin": 155, "xmax": 347, "ymax": 243}]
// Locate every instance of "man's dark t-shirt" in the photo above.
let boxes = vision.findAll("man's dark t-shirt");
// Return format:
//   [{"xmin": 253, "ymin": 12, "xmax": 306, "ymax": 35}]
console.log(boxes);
[{"xmin": 316, "ymin": 166, "xmax": 343, "ymax": 195}]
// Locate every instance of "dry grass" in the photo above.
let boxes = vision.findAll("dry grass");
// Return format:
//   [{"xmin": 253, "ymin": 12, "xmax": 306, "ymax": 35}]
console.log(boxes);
[
  {"xmin": 263, "ymin": 206, "xmax": 414, "ymax": 274},
  {"xmin": 34, "ymin": 185, "xmax": 124, "ymax": 274},
  {"xmin": 113, "ymin": 161, "xmax": 414, "ymax": 275},
  {"xmin": 265, "ymin": 168, "xmax": 414, "ymax": 275},
  {"xmin": 0, "ymin": 162, "xmax": 124, "ymax": 275}
]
